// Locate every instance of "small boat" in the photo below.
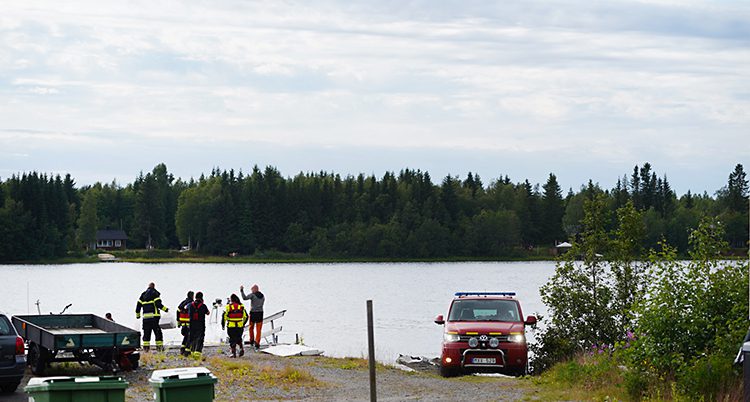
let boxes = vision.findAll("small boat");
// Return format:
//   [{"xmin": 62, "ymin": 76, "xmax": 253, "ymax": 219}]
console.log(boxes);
[{"xmin": 97, "ymin": 253, "xmax": 118, "ymax": 262}]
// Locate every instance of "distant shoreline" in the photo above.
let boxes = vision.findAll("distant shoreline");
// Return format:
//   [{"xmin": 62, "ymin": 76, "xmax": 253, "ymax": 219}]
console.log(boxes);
[
  {"xmin": 2, "ymin": 251, "xmax": 746, "ymax": 265},
  {"xmin": 2, "ymin": 251, "xmax": 557, "ymax": 265}
]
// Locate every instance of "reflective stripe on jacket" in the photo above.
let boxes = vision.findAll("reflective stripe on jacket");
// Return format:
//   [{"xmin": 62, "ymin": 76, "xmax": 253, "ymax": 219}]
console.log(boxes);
[
  {"xmin": 177, "ymin": 297, "xmax": 193, "ymax": 327},
  {"xmin": 223, "ymin": 303, "xmax": 248, "ymax": 328},
  {"xmin": 136, "ymin": 288, "xmax": 168, "ymax": 319},
  {"xmin": 178, "ymin": 311, "xmax": 190, "ymax": 326}
]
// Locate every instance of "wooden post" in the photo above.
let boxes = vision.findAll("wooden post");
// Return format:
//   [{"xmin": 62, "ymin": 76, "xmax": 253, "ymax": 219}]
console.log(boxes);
[{"xmin": 367, "ymin": 300, "xmax": 377, "ymax": 402}]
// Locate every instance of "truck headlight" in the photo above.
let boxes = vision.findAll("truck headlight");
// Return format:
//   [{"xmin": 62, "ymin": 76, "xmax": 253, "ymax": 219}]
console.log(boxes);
[
  {"xmin": 509, "ymin": 334, "xmax": 525, "ymax": 343},
  {"xmin": 489, "ymin": 337, "xmax": 500, "ymax": 348},
  {"xmin": 444, "ymin": 333, "xmax": 460, "ymax": 343},
  {"xmin": 468, "ymin": 337, "xmax": 479, "ymax": 348}
]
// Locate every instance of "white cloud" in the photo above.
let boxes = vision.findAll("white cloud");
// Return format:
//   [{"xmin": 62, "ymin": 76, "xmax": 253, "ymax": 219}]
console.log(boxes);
[
  {"xmin": 26, "ymin": 86, "xmax": 59, "ymax": 95},
  {"xmin": 0, "ymin": 0, "xmax": 747, "ymax": 192}
]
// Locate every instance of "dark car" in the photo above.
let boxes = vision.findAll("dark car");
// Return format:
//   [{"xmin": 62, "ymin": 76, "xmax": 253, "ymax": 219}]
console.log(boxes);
[
  {"xmin": 434, "ymin": 292, "xmax": 536, "ymax": 377},
  {"xmin": 0, "ymin": 313, "xmax": 25, "ymax": 393}
]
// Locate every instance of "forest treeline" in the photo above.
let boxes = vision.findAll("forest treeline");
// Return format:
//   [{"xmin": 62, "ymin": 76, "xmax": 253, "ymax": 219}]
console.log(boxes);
[{"xmin": 0, "ymin": 163, "xmax": 747, "ymax": 261}]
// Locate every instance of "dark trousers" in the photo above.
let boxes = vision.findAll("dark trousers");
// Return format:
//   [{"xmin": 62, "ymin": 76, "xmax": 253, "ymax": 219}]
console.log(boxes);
[
  {"xmin": 142, "ymin": 318, "xmax": 163, "ymax": 347},
  {"xmin": 190, "ymin": 322, "xmax": 206, "ymax": 353},
  {"xmin": 227, "ymin": 327, "xmax": 244, "ymax": 348},
  {"xmin": 180, "ymin": 326, "xmax": 191, "ymax": 352}
]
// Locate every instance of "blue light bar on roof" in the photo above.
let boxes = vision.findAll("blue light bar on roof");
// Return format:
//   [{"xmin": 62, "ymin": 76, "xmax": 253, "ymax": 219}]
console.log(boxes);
[{"xmin": 455, "ymin": 292, "xmax": 516, "ymax": 297}]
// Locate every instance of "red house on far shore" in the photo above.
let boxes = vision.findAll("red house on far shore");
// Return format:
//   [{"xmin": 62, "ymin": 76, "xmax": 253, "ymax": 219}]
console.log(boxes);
[{"xmin": 95, "ymin": 229, "xmax": 128, "ymax": 250}]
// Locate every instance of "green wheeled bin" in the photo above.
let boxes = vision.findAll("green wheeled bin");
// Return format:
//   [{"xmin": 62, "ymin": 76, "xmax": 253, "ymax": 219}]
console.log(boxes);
[
  {"xmin": 24, "ymin": 376, "xmax": 128, "ymax": 402},
  {"xmin": 149, "ymin": 367, "xmax": 218, "ymax": 402}
]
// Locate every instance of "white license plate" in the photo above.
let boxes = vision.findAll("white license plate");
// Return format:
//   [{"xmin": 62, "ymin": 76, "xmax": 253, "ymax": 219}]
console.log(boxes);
[{"xmin": 472, "ymin": 357, "xmax": 496, "ymax": 364}]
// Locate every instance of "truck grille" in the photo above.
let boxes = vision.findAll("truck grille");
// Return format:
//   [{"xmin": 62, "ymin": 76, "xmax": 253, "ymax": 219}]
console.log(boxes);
[{"xmin": 459, "ymin": 334, "xmax": 510, "ymax": 342}]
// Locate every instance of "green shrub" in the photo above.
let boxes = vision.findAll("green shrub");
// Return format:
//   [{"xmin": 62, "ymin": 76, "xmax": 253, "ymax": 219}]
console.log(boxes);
[
  {"xmin": 549, "ymin": 353, "xmax": 622, "ymax": 390},
  {"xmin": 112, "ymin": 249, "xmax": 181, "ymax": 259},
  {"xmin": 677, "ymin": 354, "xmax": 741, "ymax": 400},
  {"xmin": 535, "ymin": 198, "xmax": 646, "ymax": 373},
  {"xmin": 622, "ymin": 367, "xmax": 652, "ymax": 400},
  {"xmin": 536, "ymin": 215, "xmax": 749, "ymax": 399}
]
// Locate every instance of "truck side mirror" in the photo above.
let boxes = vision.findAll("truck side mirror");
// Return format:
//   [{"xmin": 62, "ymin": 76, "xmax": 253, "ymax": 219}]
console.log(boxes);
[
  {"xmin": 525, "ymin": 315, "xmax": 537, "ymax": 326},
  {"xmin": 434, "ymin": 314, "xmax": 445, "ymax": 325}
]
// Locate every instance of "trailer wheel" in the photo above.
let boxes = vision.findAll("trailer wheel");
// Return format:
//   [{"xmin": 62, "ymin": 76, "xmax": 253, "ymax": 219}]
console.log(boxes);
[
  {"xmin": 28, "ymin": 343, "xmax": 48, "ymax": 376},
  {"xmin": 128, "ymin": 353, "xmax": 139, "ymax": 370}
]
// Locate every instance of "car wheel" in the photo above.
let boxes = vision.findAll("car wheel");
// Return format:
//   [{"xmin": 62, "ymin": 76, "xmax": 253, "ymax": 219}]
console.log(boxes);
[
  {"xmin": 0, "ymin": 382, "xmax": 20, "ymax": 393},
  {"xmin": 439, "ymin": 365, "xmax": 460, "ymax": 377}
]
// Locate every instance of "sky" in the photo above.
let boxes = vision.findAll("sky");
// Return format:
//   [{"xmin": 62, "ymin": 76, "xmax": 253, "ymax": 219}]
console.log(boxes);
[{"xmin": 1, "ymin": 0, "xmax": 748, "ymax": 195}]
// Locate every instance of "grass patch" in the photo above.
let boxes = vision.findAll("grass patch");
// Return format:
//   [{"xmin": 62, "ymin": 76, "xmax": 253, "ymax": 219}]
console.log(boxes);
[
  {"xmin": 315, "ymin": 356, "xmax": 394, "ymax": 371},
  {"xmin": 139, "ymin": 352, "xmax": 167, "ymax": 366},
  {"xmin": 520, "ymin": 354, "xmax": 629, "ymax": 401},
  {"xmin": 524, "ymin": 351, "xmax": 744, "ymax": 401},
  {"xmin": 271, "ymin": 365, "xmax": 318, "ymax": 384},
  {"xmin": 43, "ymin": 362, "xmax": 102, "ymax": 376},
  {"xmin": 208, "ymin": 357, "xmax": 323, "ymax": 391},
  {"xmin": 317, "ymin": 357, "xmax": 368, "ymax": 370}
]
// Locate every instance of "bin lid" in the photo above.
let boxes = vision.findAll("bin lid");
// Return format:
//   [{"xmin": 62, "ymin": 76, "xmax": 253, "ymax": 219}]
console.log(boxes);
[
  {"xmin": 743, "ymin": 341, "xmax": 750, "ymax": 352},
  {"xmin": 27, "ymin": 376, "xmax": 123, "ymax": 386},
  {"xmin": 150, "ymin": 367, "xmax": 216, "ymax": 383},
  {"xmin": 25, "ymin": 376, "xmax": 127, "ymax": 392}
]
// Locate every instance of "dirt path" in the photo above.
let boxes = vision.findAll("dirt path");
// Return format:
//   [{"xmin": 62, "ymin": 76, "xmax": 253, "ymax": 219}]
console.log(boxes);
[{"xmin": 3, "ymin": 347, "xmax": 529, "ymax": 401}]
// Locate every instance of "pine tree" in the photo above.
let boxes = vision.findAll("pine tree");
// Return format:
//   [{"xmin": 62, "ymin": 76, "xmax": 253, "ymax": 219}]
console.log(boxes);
[
  {"xmin": 132, "ymin": 171, "xmax": 166, "ymax": 248},
  {"xmin": 630, "ymin": 165, "xmax": 641, "ymax": 209},
  {"xmin": 541, "ymin": 174, "xmax": 565, "ymax": 246},
  {"xmin": 727, "ymin": 164, "xmax": 748, "ymax": 212},
  {"xmin": 639, "ymin": 163, "xmax": 655, "ymax": 210}
]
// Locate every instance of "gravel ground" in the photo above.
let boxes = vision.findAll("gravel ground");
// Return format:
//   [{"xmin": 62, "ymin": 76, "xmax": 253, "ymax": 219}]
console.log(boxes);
[{"xmin": 3, "ymin": 346, "xmax": 529, "ymax": 401}]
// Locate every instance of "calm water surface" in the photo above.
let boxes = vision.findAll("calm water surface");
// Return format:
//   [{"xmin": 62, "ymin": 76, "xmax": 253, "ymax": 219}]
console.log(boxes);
[{"xmin": 2, "ymin": 262, "xmax": 555, "ymax": 362}]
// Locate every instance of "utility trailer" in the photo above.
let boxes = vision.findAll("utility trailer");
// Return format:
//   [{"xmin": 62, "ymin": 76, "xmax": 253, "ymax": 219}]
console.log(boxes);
[{"xmin": 12, "ymin": 314, "xmax": 140, "ymax": 375}]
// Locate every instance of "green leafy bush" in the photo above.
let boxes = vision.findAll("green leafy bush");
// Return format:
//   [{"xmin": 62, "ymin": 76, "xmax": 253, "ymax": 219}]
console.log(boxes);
[
  {"xmin": 534, "ymin": 198, "xmax": 646, "ymax": 373},
  {"xmin": 678, "ymin": 354, "xmax": 740, "ymax": 400},
  {"xmin": 535, "ymin": 214, "xmax": 748, "ymax": 399}
]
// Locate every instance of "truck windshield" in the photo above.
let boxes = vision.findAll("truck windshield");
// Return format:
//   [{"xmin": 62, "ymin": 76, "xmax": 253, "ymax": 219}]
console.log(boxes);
[{"xmin": 448, "ymin": 299, "xmax": 520, "ymax": 322}]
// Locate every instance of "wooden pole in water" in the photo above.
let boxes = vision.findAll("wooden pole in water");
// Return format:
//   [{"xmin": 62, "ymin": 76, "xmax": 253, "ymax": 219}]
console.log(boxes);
[{"xmin": 367, "ymin": 300, "xmax": 377, "ymax": 402}]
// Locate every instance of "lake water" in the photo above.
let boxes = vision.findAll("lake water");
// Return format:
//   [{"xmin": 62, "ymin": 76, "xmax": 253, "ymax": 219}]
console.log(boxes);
[{"xmin": 2, "ymin": 261, "xmax": 555, "ymax": 362}]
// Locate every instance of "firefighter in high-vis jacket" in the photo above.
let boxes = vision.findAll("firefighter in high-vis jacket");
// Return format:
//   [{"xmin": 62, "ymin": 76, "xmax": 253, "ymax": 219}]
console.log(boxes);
[
  {"xmin": 177, "ymin": 290, "xmax": 194, "ymax": 356},
  {"xmin": 222, "ymin": 294, "xmax": 248, "ymax": 357},
  {"xmin": 135, "ymin": 282, "xmax": 169, "ymax": 351}
]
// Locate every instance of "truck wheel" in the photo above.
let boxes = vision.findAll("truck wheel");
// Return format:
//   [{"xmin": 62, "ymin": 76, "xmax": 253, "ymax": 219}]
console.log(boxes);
[
  {"xmin": 28, "ymin": 343, "xmax": 47, "ymax": 376},
  {"xmin": 439, "ymin": 365, "xmax": 460, "ymax": 377}
]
